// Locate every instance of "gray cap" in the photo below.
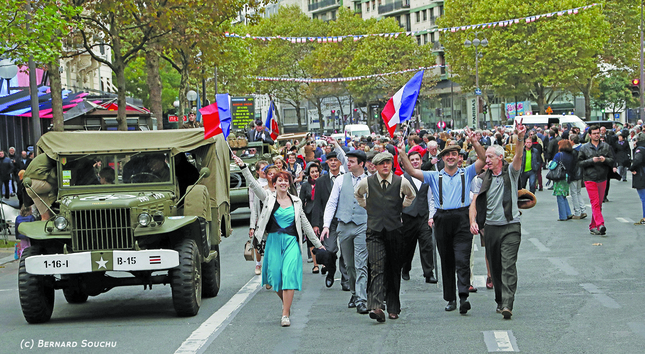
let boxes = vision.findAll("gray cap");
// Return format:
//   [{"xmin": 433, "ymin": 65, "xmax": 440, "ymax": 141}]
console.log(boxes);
[
  {"xmin": 372, "ymin": 151, "xmax": 394, "ymax": 165},
  {"xmin": 637, "ymin": 132, "xmax": 645, "ymax": 143},
  {"xmin": 365, "ymin": 151, "xmax": 377, "ymax": 162}
]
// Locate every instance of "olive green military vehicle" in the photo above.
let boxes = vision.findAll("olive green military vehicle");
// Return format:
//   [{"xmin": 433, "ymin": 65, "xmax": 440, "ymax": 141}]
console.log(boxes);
[
  {"xmin": 18, "ymin": 130, "xmax": 231, "ymax": 323},
  {"xmin": 229, "ymin": 140, "xmax": 273, "ymax": 213}
]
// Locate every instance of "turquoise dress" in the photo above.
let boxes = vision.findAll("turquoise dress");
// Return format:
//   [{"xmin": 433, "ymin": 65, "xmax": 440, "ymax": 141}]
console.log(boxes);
[{"xmin": 261, "ymin": 205, "xmax": 303, "ymax": 291}]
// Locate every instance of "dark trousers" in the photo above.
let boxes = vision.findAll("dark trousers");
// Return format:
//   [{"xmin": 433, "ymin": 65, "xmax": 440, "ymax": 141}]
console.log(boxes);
[
  {"xmin": 433, "ymin": 207, "xmax": 472, "ymax": 302},
  {"xmin": 536, "ymin": 163, "xmax": 543, "ymax": 189},
  {"xmin": 484, "ymin": 223, "xmax": 521, "ymax": 310},
  {"xmin": 519, "ymin": 171, "xmax": 537, "ymax": 193},
  {"xmin": 401, "ymin": 213, "xmax": 434, "ymax": 277},
  {"xmin": 321, "ymin": 220, "xmax": 350, "ymax": 287},
  {"xmin": 0, "ymin": 178, "xmax": 9, "ymax": 199},
  {"xmin": 366, "ymin": 227, "xmax": 403, "ymax": 314}
]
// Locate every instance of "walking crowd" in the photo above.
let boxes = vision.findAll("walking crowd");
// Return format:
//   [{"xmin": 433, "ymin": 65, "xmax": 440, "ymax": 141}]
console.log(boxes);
[{"xmin": 232, "ymin": 118, "xmax": 645, "ymax": 327}]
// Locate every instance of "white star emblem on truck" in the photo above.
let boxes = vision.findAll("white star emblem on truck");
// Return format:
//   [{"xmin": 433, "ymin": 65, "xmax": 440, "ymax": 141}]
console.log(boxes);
[{"xmin": 96, "ymin": 257, "xmax": 108, "ymax": 269}]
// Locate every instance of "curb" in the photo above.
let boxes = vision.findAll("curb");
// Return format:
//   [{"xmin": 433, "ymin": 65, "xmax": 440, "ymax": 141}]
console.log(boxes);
[{"xmin": 0, "ymin": 255, "xmax": 16, "ymax": 266}]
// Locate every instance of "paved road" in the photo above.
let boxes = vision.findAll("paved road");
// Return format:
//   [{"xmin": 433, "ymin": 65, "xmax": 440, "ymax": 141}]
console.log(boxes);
[{"xmin": 1, "ymin": 173, "xmax": 645, "ymax": 353}]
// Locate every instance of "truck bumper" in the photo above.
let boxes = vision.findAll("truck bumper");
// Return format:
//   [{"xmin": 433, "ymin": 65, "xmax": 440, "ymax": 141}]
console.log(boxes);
[{"xmin": 25, "ymin": 249, "xmax": 179, "ymax": 275}]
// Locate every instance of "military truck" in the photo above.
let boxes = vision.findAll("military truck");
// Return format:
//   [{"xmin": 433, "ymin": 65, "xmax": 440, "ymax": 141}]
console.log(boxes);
[
  {"xmin": 229, "ymin": 140, "xmax": 273, "ymax": 213},
  {"xmin": 18, "ymin": 130, "xmax": 231, "ymax": 323}
]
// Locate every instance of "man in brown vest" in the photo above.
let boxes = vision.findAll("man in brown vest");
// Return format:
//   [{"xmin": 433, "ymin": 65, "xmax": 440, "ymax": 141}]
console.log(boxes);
[
  {"xmin": 469, "ymin": 120, "xmax": 527, "ymax": 320},
  {"xmin": 355, "ymin": 151, "xmax": 416, "ymax": 322}
]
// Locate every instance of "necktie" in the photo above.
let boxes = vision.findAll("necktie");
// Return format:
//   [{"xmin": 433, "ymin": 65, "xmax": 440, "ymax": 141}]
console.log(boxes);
[{"xmin": 381, "ymin": 180, "xmax": 387, "ymax": 191}]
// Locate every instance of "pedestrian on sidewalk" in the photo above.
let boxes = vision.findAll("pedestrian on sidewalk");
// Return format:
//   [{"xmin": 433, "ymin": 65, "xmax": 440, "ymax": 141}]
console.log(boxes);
[
  {"xmin": 577, "ymin": 125, "xmax": 615, "ymax": 235},
  {"xmin": 15, "ymin": 205, "xmax": 35, "ymax": 258},
  {"xmin": 551, "ymin": 140, "xmax": 576, "ymax": 221}
]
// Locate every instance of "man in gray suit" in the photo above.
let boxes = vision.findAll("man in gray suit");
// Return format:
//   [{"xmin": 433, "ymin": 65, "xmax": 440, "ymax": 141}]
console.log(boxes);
[{"xmin": 320, "ymin": 150, "xmax": 369, "ymax": 314}]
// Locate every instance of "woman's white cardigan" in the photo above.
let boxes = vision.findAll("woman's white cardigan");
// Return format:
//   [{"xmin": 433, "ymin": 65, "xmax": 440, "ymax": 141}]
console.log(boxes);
[{"xmin": 242, "ymin": 167, "xmax": 323, "ymax": 249}]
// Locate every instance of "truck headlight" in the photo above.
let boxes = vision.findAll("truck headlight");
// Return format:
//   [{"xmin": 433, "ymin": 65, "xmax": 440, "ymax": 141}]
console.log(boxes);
[
  {"xmin": 138, "ymin": 213, "xmax": 151, "ymax": 227},
  {"xmin": 54, "ymin": 216, "xmax": 68, "ymax": 231}
]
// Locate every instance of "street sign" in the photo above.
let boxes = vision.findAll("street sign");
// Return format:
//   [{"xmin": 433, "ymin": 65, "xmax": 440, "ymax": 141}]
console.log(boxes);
[
  {"xmin": 168, "ymin": 115, "xmax": 179, "ymax": 122},
  {"xmin": 436, "ymin": 121, "xmax": 446, "ymax": 130},
  {"xmin": 614, "ymin": 113, "xmax": 620, "ymax": 120},
  {"xmin": 474, "ymin": 88, "xmax": 482, "ymax": 96}
]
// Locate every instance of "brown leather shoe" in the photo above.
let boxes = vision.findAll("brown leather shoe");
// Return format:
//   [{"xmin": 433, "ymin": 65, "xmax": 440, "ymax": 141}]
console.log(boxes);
[
  {"xmin": 369, "ymin": 309, "xmax": 386, "ymax": 322},
  {"xmin": 571, "ymin": 215, "xmax": 582, "ymax": 219},
  {"xmin": 388, "ymin": 313, "xmax": 399, "ymax": 320}
]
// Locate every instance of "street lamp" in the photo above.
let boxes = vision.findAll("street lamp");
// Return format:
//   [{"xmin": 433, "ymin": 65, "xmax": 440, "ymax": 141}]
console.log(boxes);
[{"xmin": 464, "ymin": 32, "xmax": 488, "ymax": 129}]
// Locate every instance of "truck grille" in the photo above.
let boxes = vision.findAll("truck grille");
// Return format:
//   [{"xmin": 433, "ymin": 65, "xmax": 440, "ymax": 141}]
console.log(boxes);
[{"xmin": 71, "ymin": 209, "xmax": 133, "ymax": 251}]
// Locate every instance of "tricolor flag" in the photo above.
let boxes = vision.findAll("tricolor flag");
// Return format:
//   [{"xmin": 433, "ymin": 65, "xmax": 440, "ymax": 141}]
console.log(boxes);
[
  {"xmin": 265, "ymin": 101, "xmax": 280, "ymax": 140},
  {"xmin": 381, "ymin": 70, "xmax": 424, "ymax": 138},
  {"xmin": 200, "ymin": 93, "xmax": 232, "ymax": 140}
]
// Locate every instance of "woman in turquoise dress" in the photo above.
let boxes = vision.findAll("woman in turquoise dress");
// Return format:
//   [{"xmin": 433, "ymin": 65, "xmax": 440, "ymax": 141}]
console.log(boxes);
[{"xmin": 234, "ymin": 155, "xmax": 324, "ymax": 327}]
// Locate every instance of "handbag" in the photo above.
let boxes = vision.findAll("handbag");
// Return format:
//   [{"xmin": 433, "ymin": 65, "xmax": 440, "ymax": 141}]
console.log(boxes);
[
  {"xmin": 244, "ymin": 240, "xmax": 254, "ymax": 261},
  {"xmin": 546, "ymin": 160, "xmax": 567, "ymax": 181}
]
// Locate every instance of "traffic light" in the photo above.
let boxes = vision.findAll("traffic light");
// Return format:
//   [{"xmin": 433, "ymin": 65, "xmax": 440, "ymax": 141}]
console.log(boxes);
[
  {"xmin": 632, "ymin": 79, "xmax": 641, "ymax": 98},
  {"xmin": 353, "ymin": 108, "xmax": 357, "ymax": 112},
  {"xmin": 482, "ymin": 104, "xmax": 488, "ymax": 115}
]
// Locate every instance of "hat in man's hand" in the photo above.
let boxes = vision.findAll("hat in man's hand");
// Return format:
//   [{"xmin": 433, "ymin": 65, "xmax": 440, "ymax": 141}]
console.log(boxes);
[{"xmin": 312, "ymin": 248, "xmax": 337, "ymax": 273}]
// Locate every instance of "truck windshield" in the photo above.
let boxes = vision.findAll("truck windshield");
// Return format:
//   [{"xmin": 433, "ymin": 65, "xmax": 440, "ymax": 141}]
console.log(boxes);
[{"xmin": 60, "ymin": 152, "xmax": 173, "ymax": 187}]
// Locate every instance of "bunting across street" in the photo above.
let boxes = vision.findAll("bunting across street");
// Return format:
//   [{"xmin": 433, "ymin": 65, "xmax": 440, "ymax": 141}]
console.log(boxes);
[
  {"xmin": 254, "ymin": 65, "xmax": 444, "ymax": 83},
  {"xmin": 224, "ymin": 4, "xmax": 598, "ymax": 44}
]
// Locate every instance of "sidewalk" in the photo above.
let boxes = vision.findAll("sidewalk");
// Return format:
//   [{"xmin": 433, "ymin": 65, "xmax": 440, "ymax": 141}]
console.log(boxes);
[{"xmin": 0, "ymin": 247, "xmax": 16, "ymax": 266}]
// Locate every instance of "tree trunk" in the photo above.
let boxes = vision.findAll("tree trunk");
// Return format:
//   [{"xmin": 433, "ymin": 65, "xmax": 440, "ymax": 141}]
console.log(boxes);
[
  {"xmin": 48, "ymin": 60, "xmax": 64, "ymax": 132},
  {"xmin": 115, "ymin": 63, "xmax": 128, "ymax": 130},
  {"xmin": 295, "ymin": 99, "xmax": 302, "ymax": 130},
  {"xmin": 179, "ymin": 66, "xmax": 190, "ymax": 123},
  {"xmin": 582, "ymin": 78, "xmax": 593, "ymax": 120},
  {"xmin": 145, "ymin": 45, "xmax": 163, "ymax": 130},
  {"xmin": 535, "ymin": 83, "xmax": 546, "ymax": 115},
  {"xmin": 316, "ymin": 97, "xmax": 324, "ymax": 132}
]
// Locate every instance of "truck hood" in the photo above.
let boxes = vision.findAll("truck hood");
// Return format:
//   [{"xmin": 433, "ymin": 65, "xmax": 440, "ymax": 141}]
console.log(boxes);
[{"xmin": 61, "ymin": 192, "xmax": 173, "ymax": 210}]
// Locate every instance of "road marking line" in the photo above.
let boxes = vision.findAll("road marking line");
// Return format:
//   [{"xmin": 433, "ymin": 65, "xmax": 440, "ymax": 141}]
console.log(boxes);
[
  {"xmin": 521, "ymin": 227, "xmax": 530, "ymax": 235},
  {"xmin": 616, "ymin": 217, "xmax": 634, "ymax": 223},
  {"xmin": 483, "ymin": 330, "xmax": 519, "ymax": 352},
  {"xmin": 548, "ymin": 257, "xmax": 579, "ymax": 276},
  {"xmin": 528, "ymin": 238, "xmax": 550, "ymax": 252},
  {"xmin": 0, "ymin": 288, "xmax": 16, "ymax": 292},
  {"xmin": 175, "ymin": 276, "xmax": 262, "ymax": 354},
  {"xmin": 580, "ymin": 283, "xmax": 621, "ymax": 309}
]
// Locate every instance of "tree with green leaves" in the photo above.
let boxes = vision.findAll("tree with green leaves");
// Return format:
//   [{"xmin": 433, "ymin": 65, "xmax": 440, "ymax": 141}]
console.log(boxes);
[
  {"xmin": 594, "ymin": 73, "xmax": 638, "ymax": 117},
  {"xmin": 439, "ymin": 0, "xmax": 607, "ymax": 119}
]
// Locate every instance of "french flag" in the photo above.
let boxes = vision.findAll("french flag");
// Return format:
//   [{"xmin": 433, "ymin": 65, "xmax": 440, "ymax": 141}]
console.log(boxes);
[
  {"xmin": 200, "ymin": 93, "xmax": 232, "ymax": 140},
  {"xmin": 265, "ymin": 100, "xmax": 280, "ymax": 140},
  {"xmin": 381, "ymin": 70, "xmax": 424, "ymax": 138}
]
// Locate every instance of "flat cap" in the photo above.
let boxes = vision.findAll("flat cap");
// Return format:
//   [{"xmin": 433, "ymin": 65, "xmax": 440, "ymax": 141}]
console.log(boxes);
[
  {"xmin": 372, "ymin": 151, "xmax": 394, "ymax": 165},
  {"xmin": 365, "ymin": 151, "xmax": 377, "ymax": 162},
  {"xmin": 346, "ymin": 149, "xmax": 366, "ymax": 162},
  {"xmin": 326, "ymin": 151, "xmax": 338, "ymax": 160}
]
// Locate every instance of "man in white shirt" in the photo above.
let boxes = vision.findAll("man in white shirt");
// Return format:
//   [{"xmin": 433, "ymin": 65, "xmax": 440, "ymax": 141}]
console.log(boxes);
[{"xmin": 320, "ymin": 150, "xmax": 369, "ymax": 314}]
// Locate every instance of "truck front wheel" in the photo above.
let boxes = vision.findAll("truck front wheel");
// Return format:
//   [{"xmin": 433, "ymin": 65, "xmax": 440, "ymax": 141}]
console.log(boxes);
[
  {"xmin": 62, "ymin": 275, "xmax": 89, "ymax": 304},
  {"xmin": 202, "ymin": 244, "xmax": 220, "ymax": 298},
  {"xmin": 18, "ymin": 246, "xmax": 55, "ymax": 324},
  {"xmin": 170, "ymin": 238, "xmax": 202, "ymax": 316}
]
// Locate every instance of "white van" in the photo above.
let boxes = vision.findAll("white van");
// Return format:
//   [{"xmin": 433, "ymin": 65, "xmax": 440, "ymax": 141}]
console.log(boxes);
[
  {"xmin": 512, "ymin": 115, "xmax": 587, "ymax": 131},
  {"xmin": 344, "ymin": 124, "xmax": 371, "ymax": 138}
]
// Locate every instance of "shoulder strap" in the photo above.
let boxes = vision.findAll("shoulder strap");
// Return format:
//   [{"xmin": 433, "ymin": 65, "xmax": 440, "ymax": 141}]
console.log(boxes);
[
  {"xmin": 461, "ymin": 171, "xmax": 465, "ymax": 207},
  {"xmin": 438, "ymin": 174, "xmax": 443, "ymax": 209}
]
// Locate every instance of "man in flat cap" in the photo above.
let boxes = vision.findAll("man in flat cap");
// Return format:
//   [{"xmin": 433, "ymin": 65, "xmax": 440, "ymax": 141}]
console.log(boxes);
[
  {"xmin": 247, "ymin": 119, "xmax": 274, "ymax": 144},
  {"xmin": 355, "ymin": 151, "xmax": 416, "ymax": 322},
  {"xmin": 397, "ymin": 127, "xmax": 485, "ymax": 315},
  {"xmin": 321, "ymin": 149, "xmax": 369, "ymax": 314}
]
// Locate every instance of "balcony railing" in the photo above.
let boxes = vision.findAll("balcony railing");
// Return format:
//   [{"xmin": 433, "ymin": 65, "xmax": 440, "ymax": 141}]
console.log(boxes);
[
  {"xmin": 309, "ymin": 0, "xmax": 338, "ymax": 12},
  {"xmin": 378, "ymin": 0, "xmax": 410, "ymax": 15}
]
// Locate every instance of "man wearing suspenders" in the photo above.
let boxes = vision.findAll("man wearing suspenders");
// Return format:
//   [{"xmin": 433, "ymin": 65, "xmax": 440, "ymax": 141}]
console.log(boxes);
[{"xmin": 398, "ymin": 131, "xmax": 486, "ymax": 315}]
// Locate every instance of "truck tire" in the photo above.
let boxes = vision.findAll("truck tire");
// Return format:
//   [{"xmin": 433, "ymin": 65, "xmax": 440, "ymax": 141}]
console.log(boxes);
[
  {"xmin": 170, "ymin": 238, "xmax": 202, "ymax": 316},
  {"xmin": 202, "ymin": 244, "xmax": 220, "ymax": 298},
  {"xmin": 18, "ymin": 246, "xmax": 55, "ymax": 324},
  {"xmin": 62, "ymin": 275, "xmax": 89, "ymax": 304}
]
